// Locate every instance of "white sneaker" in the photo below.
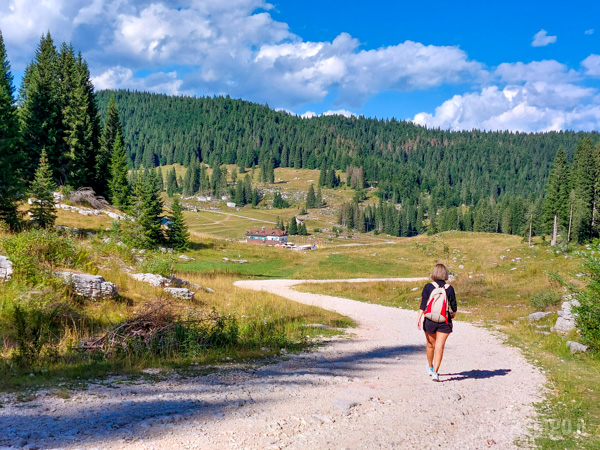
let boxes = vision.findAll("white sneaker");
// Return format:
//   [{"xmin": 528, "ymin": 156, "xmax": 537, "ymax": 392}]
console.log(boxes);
[
  {"xmin": 432, "ymin": 372, "xmax": 440, "ymax": 382},
  {"xmin": 427, "ymin": 366, "xmax": 433, "ymax": 376}
]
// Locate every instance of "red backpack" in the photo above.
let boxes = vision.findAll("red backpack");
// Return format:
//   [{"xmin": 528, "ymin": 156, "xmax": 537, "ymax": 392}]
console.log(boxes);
[{"xmin": 424, "ymin": 281, "xmax": 450, "ymax": 323}]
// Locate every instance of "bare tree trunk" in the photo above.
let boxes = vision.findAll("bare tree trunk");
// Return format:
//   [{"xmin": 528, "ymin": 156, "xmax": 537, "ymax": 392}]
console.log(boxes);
[
  {"xmin": 551, "ymin": 214, "xmax": 558, "ymax": 246},
  {"xmin": 567, "ymin": 201, "xmax": 574, "ymax": 246}
]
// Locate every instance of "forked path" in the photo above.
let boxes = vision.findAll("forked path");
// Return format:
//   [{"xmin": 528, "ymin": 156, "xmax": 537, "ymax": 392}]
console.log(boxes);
[{"xmin": 0, "ymin": 278, "xmax": 545, "ymax": 449}]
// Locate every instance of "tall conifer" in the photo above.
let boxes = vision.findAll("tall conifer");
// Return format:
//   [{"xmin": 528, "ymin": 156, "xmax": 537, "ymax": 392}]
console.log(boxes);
[
  {"xmin": 108, "ymin": 131, "xmax": 130, "ymax": 209},
  {"xmin": 166, "ymin": 195, "xmax": 189, "ymax": 250},
  {"xmin": 29, "ymin": 149, "xmax": 56, "ymax": 229},
  {"xmin": 0, "ymin": 31, "xmax": 23, "ymax": 229},
  {"xmin": 96, "ymin": 96, "xmax": 122, "ymax": 197},
  {"xmin": 19, "ymin": 33, "xmax": 64, "ymax": 182},
  {"xmin": 544, "ymin": 148, "xmax": 571, "ymax": 245}
]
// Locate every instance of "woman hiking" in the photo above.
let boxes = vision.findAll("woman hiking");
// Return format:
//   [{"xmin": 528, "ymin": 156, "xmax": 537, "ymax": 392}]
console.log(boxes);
[{"xmin": 417, "ymin": 263, "xmax": 457, "ymax": 382}]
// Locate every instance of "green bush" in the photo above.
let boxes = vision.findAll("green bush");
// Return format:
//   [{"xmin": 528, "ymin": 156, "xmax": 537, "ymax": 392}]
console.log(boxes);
[
  {"xmin": 0, "ymin": 229, "xmax": 91, "ymax": 284},
  {"xmin": 138, "ymin": 252, "xmax": 176, "ymax": 277},
  {"xmin": 529, "ymin": 291, "xmax": 562, "ymax": 311},
  {"xmin": 574, "ymin": 241, "xmax": 600, "ymax": 350},
  {"xmin": 11, "ymin": 303, "xmax": 61, "ymax": 367}
]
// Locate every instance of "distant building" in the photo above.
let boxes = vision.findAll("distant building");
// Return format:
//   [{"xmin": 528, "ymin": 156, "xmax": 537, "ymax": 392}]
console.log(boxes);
[{"xmin": 246, "ymin": 228, "xmax": 288, "ymax": 245}]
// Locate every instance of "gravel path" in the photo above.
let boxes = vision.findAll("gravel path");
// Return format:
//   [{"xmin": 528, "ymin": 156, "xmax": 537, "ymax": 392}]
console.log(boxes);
[{"xmin": 0, "ymin": 278, "xmax": 545, "ymax": 449}]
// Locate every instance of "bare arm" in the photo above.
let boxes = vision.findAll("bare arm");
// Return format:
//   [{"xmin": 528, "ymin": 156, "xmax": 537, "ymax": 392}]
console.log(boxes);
[{"xmin": 417, "ymin": 309, "xmax": 424, "ymax": 330}]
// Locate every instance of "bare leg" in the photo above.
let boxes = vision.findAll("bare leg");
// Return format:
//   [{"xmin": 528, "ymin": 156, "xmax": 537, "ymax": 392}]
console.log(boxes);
[
  {"xmin": 433, "ymin": 332, "xmax": 450, "ymax": 373},
  {"xmin": 425, "ymin": 332, "xmax": 436, "ymax": 368}
]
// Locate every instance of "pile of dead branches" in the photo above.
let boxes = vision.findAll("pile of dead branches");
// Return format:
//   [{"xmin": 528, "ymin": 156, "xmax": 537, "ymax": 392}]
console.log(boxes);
[
  {"xmin": 68, "ymin": 187, "xmax": 110, "ymax": 210},
  {"xmin": 78, "ymin": 303, "xmax": 236, "ymax": 356}
]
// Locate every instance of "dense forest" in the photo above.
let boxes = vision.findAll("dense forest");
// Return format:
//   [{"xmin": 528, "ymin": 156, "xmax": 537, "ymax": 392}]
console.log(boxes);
[{"xmin": 96, "ymin": 90, "xmax": 597, "ymax": 207}]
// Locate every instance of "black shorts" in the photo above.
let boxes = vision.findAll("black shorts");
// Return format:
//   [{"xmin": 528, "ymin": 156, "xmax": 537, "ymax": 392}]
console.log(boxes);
[{"xmin": 424, "ymin": 318, "xmax": 453, "ymax": 334}]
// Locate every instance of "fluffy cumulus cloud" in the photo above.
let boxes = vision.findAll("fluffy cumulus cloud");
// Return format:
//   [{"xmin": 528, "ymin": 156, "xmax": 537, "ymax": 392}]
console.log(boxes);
[
  {"xmin": 0, "ymin": 0, "xmax": 481, "ymax": 106},
  {"xmin": 582, "ymin": 54, "xmax": 600, "ymax": 77},
  {"xmin": 532, "ymin": 29, "xmax": 557, "ymax": 47},
  {"xmin": 413, "ymin": 59, "xmax": 600, "ymax": 132}
]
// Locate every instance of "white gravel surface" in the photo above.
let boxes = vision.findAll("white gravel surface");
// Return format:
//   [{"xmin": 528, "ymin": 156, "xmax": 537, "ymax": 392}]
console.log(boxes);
[{"xmin": 0, "ymin": 278, "xmax": 545, "ymax": 449}]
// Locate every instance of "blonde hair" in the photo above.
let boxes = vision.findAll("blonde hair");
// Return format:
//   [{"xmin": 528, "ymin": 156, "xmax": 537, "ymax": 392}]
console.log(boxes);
[{"xmin": 431, "ymin": 263, "xmax": 448, "ymax": 281}]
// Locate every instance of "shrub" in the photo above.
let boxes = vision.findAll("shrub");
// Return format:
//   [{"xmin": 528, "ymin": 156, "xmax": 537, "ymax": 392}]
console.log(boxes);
[
  {"xmin": 11, "ymin": 303, "xmax": 61, "ymax": 367},
  {"xmin": 0, "ymin": 229, "xmax": 91, "ymax": 284},
  {"xmin": 574, "ymin": 241, "xmax": 600, "ymax": 350},
  {"xmin": 138, "ymin": 252, "xmax": 176, "ymax": 277},
  {"xmin": 529, "ymin": 291, "xmax": 562, "ymax": 311}
]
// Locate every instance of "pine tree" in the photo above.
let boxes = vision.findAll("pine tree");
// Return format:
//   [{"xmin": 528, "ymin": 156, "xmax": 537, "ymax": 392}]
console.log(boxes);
[
  {"xmin": 544, "ymin": 148, "xmax": 571, "ymax": 246},
  {"xmin": 234, "ymin": 180, "xmax": 244, "ymax": 205},
  {"xmin": 251, "ymin": 188, "xmax": 259, "ymax": 207},
  {"xmin": 571, "ymin": 138, "xmax": 596, "ymax": 243},
  {"xmin": 0, "ymin": 31, "xmax": 23, "ymax": 230},
  {"xmin": 166, "ymin": 195, "xmax": 189, "ymax": 250},
  {"xmin": 96, "ymin": 96, "xmax": 123, "ymax": 197},
  {"xmin": 318, "ymin": 160, "xmax": 327, "ymax": 186},
  {"xmin": 288, "ymin": 216, "xmax": 298, "ymax": 235},
  {"xmin": 316, "ymin": 184, "xmax": 323, "ymax": 207},
  {"xmin": 108, "ymin": 130, "xmax": 130, "ymax": 209},
  {"xmin": 182, "ymin": 165, "xmax": 193, "ymax": 196},
  {"xmin": 29, "ymin": 149, "xmax": 57, "ymax": 229},
  {"xmin": 133, "ymin": 169, "xmax": 164, "ymax": 248},
  {"xmin": 19, "ymin": 33, "xmax": 64, "ymax": 182},
  {"xmin": 243, "ymin": 174, "xmax": 252, "ymax": 204},
  {"xmin": 306, "ymin": 184, "xmax": 316, "ymax": 209},
  {"xmin": 166, "ymin": 167, "xmax": 178, "ymax": 197},
  {"xmin": 61, "ymin": 48, "xmax": 100, "ymax": 188}
]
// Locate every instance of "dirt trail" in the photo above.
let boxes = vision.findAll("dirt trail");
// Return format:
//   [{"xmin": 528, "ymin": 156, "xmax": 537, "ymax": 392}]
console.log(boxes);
[{"xmin": 0, "ymin": 278, "xmax": 545, "ymax": 449}]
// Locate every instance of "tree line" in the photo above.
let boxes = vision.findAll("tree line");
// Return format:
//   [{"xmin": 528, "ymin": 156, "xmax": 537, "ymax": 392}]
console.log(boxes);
[{"xmin": 0, "ymin": 31, "xmax": 189, "ymax": 249}]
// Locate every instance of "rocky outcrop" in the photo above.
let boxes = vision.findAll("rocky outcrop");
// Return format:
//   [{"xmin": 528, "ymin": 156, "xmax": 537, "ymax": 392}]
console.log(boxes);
[
  {"xmin": 567, "ymin": 341, "xmax": 589, "ymax": 354},
  {"xmin": 553, "ymin": 298, "xmax": 580, "ymax": 334},
  {"xmin": 56, "ymin": 272, "xmax": 118, "ymax": 300},
  {"xmin": 528, "ymin": 312, "xmax": 552, "ymax": 321},
  {"xmin": 164, "ymin": 287, "xmax": 195, "ymax": 300},
  {"xmin": 129, "ymin": 273, "xmax": 188, "ymax": 288},
  {"xmin": 0, "ymin": 256, "xmax": 13, "ymax": 282}
]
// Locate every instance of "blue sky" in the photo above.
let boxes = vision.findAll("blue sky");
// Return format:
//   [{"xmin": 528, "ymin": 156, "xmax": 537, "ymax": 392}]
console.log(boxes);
[{"xmin": 1, "ymin": 0, "xmax": 599, "ymax": 131}]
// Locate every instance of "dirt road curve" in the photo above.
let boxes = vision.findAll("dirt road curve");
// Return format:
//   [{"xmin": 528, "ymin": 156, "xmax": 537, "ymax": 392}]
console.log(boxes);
[{"xmin": 0, "ymin": 278, "xmax": 545, "ymax": 449}]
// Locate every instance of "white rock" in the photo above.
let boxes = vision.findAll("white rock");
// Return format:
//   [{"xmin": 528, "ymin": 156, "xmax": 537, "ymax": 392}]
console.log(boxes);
[
  {"xmin": 129, "ymin": 273, "xmax": 171, "ymax": 287},
  {"xmin": 164, "ymin": 287, "xmax": 195, "ymax": 300},
  {"xmin": 56, "ymin": 271, "xmax": 118, "ymax": 300},
  {"xmin": 0, "ymin": 255, "xmax": 13, "ymax": 282},
  {"xmin": 528, "ymin": 312, "xmax": 551, "ymax": 321},
  {"xmin": 179, "ymin": 255, "xmax": 195, "ymax": 261},
  {"xmin": 567, "ymin": 341, "xmax": 589, "ymax": 353}
]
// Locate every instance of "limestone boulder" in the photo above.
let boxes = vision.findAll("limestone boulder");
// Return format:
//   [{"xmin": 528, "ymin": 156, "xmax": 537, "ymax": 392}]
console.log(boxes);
[
  {"xmin": 56, "ymin": 271, "xmax": 118, "ymax": 300},
  {"xmin": 0, "ymin": 256, "xmax": 13, "ymax": 282},
  {"xmin": 553, "ymin": 299, "xmax": 581, "ymax": 334},
  {"xmin": 164, "ymin": 287, "xmax": 195, "ymax": 300}
]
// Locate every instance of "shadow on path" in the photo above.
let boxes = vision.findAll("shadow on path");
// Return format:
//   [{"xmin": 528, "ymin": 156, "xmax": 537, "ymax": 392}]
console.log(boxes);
[
  {"xmin": 443, "ymin": 369, "xmax": 512, "ymax": 382},
  {"xmin": 0, "ymin": 343, "xmax": 424, "ymax": 448}
]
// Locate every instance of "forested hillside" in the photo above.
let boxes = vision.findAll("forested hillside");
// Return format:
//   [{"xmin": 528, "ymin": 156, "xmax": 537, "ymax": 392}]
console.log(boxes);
[{"xmin": 96, "ymin": 90, "xmax": 596, "ymax": 208}]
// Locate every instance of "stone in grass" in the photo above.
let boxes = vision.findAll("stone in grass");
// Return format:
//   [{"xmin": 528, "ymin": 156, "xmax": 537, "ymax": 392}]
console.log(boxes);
[
  {"xmin": 567, "ymin": 341, "xmax": 589, "ymax": 354},
  {"xmin": 129, "ymin": 273, "xmax": 187, "ymax": 288},
  {"xmin": 0, "ymin": 255, "xmax": 13, "ymax": 282},
  {"xmin": 164, "ymin": 287, "xmax": 195, "ymax": 300},
  {"xmin": 528, "ymin": 312, "xmax": 552, "ymax": 322},
  {"xmin": 56, "ymin": 271, "xmax": 118, "ymax": 300}
]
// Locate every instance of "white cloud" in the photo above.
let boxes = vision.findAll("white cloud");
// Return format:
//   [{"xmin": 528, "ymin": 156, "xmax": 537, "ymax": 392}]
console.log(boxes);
[
  {"xmin": 413, "ymin": 83, "xmax": 600, "ymax": 132},
  {"xmin": 495, "ymin": 60, "xmax": 578, "ymax": 84},
  {"xmin": 299, "ymin": 109, "xmax": 356, "ymax": 119},
  {"xmin": 92, "ymin": 65, "xmax": 184, "ymax": 96},
  {"xmin": 0, "ymin": 0, "xmax": 482, "ymax": 109},
  {"xmin": 322, "ymin": 109, "xmax": 356, "ymax": 118},
  {"xmin": 582, "ymin": 54, "xmax": 600, "ymax": 77},
  {"xmin": 585, "ymin": 29, "xmax": 594, "ymax": 35},
  {"xmin": 532, "ymin": 29, "xmax": 557, "ymax": 47}
]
